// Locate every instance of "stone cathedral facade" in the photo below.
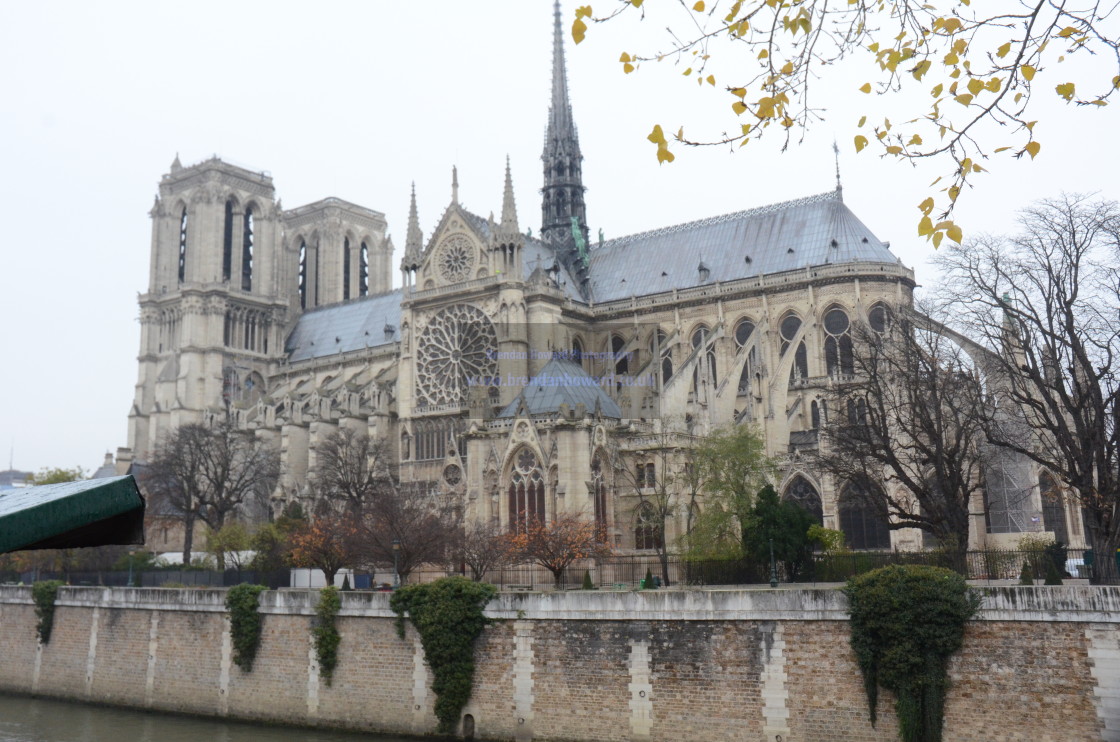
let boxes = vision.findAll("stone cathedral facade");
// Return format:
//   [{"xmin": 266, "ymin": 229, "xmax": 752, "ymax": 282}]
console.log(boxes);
[{"xmin": 123, "ymin": 4, "xmax": 1085, "ymax": 554}]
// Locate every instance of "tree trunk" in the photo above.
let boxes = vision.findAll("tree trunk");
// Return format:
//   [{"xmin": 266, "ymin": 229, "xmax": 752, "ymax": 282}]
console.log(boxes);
[
  {"xmin": 658, "ymin": 550, "xmax": 671, "ymax": 587},
  {"xmin": 182, "ymin": 514, "xmax": 195, "ymax": 565},
  {"xmin": 1088, "ymin": 527, "xmax": 1120, "ymax": 585},
  {"xmin": 323, "ymin": 567, "xmax": 338, "ymax": 587}
]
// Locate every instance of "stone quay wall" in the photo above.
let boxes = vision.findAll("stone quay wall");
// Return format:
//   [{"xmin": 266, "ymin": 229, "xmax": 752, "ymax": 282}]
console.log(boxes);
[{"xmin": 0, "ymin": 585, "xmax": 1118, "ymax": 741}]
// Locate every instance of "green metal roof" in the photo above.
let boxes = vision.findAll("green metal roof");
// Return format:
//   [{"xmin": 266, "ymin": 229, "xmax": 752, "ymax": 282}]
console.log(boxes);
[{"xmin": 0, "ymin": 475, "xmax": 145, "ymax": 553}]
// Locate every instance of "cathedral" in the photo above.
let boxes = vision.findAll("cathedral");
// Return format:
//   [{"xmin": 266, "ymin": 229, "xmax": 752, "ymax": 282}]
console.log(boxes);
[{"xmin": 123, "ymin": 3, "xmax": 1084, "ymax": 555}]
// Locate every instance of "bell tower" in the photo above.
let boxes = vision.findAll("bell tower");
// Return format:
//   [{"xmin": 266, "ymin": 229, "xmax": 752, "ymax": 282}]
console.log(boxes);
[{"xmin": 128, "ymin": 156, "xmax": 291, "ymax": 460}]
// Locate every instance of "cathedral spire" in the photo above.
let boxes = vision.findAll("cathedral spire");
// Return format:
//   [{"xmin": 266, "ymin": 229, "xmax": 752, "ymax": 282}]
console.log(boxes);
[
  {"xmin": 402, "ymin": 183, "xmax": 422, "ymax": 272},
  {"xmin": 500, "ymin": 156, "xmax": 519, "ymax": 233},
  {"xmin": 541, "ymin": 0, "xmax": 590, "ymax": 294},
  {"xmin": 451, "ymin": 166, "xmax": 459, "ymax": 205}
]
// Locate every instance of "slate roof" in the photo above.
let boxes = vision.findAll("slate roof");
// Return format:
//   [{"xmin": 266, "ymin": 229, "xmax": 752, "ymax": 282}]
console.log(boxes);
[
  {"xmin": 586, "ymin": 189, "xmax": 901, "ymax": 303},
  {"xmin": 498, "ymin": 358, "xmax": 622, "ymax": 419},
  {"xmin": 285, "ymin": 289, "xmax": 402, "ymax": 362}
]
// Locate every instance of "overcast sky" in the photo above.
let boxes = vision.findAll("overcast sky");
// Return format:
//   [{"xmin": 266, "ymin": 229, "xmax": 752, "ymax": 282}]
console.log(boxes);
[{"xmin": 1, "ymin": 1, "xmax": 1116, "ymax": 474}]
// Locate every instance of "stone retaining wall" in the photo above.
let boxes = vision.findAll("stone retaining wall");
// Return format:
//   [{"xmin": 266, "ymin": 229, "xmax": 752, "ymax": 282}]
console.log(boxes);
[{"xmin": 0, "ymin": 585, "xmax": 1117, "ymax": 741}]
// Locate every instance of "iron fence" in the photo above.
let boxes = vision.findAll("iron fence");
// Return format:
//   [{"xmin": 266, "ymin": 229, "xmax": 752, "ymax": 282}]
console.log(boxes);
[{"xmin": 1, "ymin": 569, "xmax": 290, "ymax": 589}]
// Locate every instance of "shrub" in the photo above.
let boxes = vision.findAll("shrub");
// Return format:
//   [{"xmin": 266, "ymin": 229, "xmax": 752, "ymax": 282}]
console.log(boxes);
[
  {"xmin": 391, "ymin": 577, "xmax": 497, "ymax": 734},
  {"xmin": 582, "ymin": 570, "xmax": 594, "ymax": 590},
  {"xmin": 844, "ymin": 565, "xmax": 979, "ymax": 742},
  {"xmin": 32, "ymin": 580, "xmax": 65, "ymax": 644},
  {"xmin": 1019, "ymin": 561, "xmax": 1035, "ymax": 585},
  {"xmin": 313, "ymin": 586, "xmax": 342, "ymax": 684},
  {"xmin": 1044, "ymin": 558, "xmax": 1063, "ymax": 585},
  {"xmin": 225, "ymin": 583, "xmax": 267, "ymax": 672}
]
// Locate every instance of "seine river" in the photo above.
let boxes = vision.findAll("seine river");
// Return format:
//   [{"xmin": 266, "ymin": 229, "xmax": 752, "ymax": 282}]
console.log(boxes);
[{"xmin": 0, "ymin": 694, "xmax": 421, "ymax": 742}]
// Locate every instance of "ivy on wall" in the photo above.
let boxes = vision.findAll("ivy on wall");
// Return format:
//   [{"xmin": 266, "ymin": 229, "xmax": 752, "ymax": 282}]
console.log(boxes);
[
  {"xmin": 226, "ymin": 583, "xmax": 267, "ymax": 672},
  {"xmin": 31, "ymin": 580, "xmax": 65, "ymax": 644},
  {"xmin": 313, "ymin": 586, "xmax": 341, "ymax": 685},
  {"xmin": 844, "ymin": 565, "xmax": 979, "ymax": 742},
  {"xmin": 390, "ymin": 576, "xmax": 497, "ymax": 734}
]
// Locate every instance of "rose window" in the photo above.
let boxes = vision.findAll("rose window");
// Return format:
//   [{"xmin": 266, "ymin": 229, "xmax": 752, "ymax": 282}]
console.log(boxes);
[
  {"xmin": 415, "ymin": 304, "xmax": 498, "ymax": 407},
  {"xmin": 437, "ymin": 234, "xmax": 476, "ymax": 283}
]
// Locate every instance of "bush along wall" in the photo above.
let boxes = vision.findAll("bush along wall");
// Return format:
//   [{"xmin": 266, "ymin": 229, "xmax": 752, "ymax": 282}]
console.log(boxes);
[
  {"xmin": 844, "ymin": 565, "xmax": 979, "ymax": 742},
  {"xmin": 31, "ymin": 580, "xmax": 65, "ymax": 644},
  {"xmin": 391, "ymin": 576, "xmax": 497, "ymax": 734},
  {"xmin": 313, "ymin": 586, "xmax": 341, "ymax": 685},
  {"xmin": 225, "ymin": 583, "xmax": 267, "ymax": 672}
]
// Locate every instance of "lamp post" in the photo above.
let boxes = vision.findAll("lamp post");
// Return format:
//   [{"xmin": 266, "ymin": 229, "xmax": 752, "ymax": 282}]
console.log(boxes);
[
  {"xmin": 769, "ymin": 539, "xmax": 779, "ymax": 589},
  {"xmin": 128, "ymin": 550, "xmax": 136, "ymax": 588},
  {"xmin": 392, "ymin": 538, "xmax": 401, "ymax": 589}
]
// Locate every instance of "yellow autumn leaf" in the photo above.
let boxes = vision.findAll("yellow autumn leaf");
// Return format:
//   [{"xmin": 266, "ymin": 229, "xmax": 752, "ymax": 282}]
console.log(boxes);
[
  {"xmin": 631, "ymin": 0, "xmax": 644, "ymax": 6},
  {"xmin": 909, "ymin": 134, "xmax": 923, "ymax": 146},
  {"xmin": 857, "ymin": 115, "xmax": 867, "ymax": 127},
  {"xmin": 1024, "ymin": 141, "xmax": 1041, "ymax": 159},
  {"xmin": 985, "ymin": 77, "xmax": 1002, "ymax": 92},
  {"xmin": 647, "ymin": 125, "xmax": 667, "ymax": 145},
  {"xmin": 572, "ymin": 18, "xmax": 587, "ymax": 44},
  {"xmin": 886, "ymin": 145, "xmax": 903, "ymax": 155},
  {"xmin": 932, "ymin": 231, "xmax": 944, "ymax": 249},
  {"xmin": 758, "ymin": 49, "xmax": 769, "ymax": 59},
  {"xmin": 859, "ymin": 82, "xmax": 872, "ymax": 94},
  {"xmin": 1056, "ymin": 82, "xmax": 1076, "ymax": 101},
  {"xmin": 732, "ymin": 101, "xmax": 748, "ymax": 115},
  {"xmin": 623, "ymin": 63, "xmax": 635, "ymax": 74},
  {"xmin": 693, "ymin": 0, "xmax": 705, "ymax": 10},
  {"xmin": 919, "ymin": 197, "xmax": 935, "ymax": 215},
  {"xmin": 706, "ymin": 74, "xmax": 716, "ymax": 86},
  {"xmin": 1057, "ymin": 25, "xmax": 1076, "ymax": 38},
  {"xmin": 1114, "ymin": 75, "xmax": 1120, "ymax": 88},
  {"xmin": 912, "ymin": 60, "xmax": 931, "ymax": 80},
  {"xmin": 1021, "ymin": 65, "xmax": 1036, "ymax": 81},
  {"xmin": 918, "ymin": 216, "xmax": 934, "ymax": 236},
  {"xmin": 946, "ymin": 223, "xmax": 963, "ymax": 244},
  {"xmin": 854, "ymin": 135, "xmax": 868, "ymax": 153},
  {"xmin": 1091, "ymin": 99, "xmax": 1109, "ymax": 106},
  {"xmin": 781, "ymin": 61, "xmax": 794, "ymax": 75},
  {"xmin": 996, "ymin": 42, "xmax": 1012, "ymax": 58},
  {"xmin": 955, "ymin": 94, "xmax": 973, "ymax": 105},
  {"xmin": 948, "ymin": 186, "xmax": 960, "ymax": 202},
  {"xmin": 967, "ymin": 78, "xmax": 983, "ymax": 95},
  {"xmin": 620, "ymin": 52, "xmax": 632, "ymax": 62},
  {"xmin": 931, "ymin": 83, "xmax": 944, "ymax": 97},
  {"xmin": 576, "ymin": 5, "xmax": 593, "ymax": 18}
]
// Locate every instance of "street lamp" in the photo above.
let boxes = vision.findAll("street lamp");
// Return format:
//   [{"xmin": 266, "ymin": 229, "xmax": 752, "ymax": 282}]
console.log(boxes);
[
  {"xmin": 392, "ymin": 538, "xmax": 401, "ymax": 589},
  {"xmin": 769, "ymin": 539, "xmax": 779, "ymax": 589},
  {"xmin": 128, "ymin": 550, "xmax": 136, "ymax": 588}
]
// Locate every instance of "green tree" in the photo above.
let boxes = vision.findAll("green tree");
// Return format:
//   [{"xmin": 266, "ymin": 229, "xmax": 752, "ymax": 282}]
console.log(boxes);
[
  {"xmin": 27, "ymin": 466, "xmax": 86, "ymax": 485},
  {"xmin": 742, "ymin": 484, "xmax": 816, "ymax": 580},
  {"xmin": 575, "ymin": 1, "xmax": 1119, "ymax": 247},
  {"xmin": 681, "ymin": 425, "xmax": 774, "ymax": 559},
  {"xmin": 206, "ymin": 522, "xmax": 251, "ymax": 571}
]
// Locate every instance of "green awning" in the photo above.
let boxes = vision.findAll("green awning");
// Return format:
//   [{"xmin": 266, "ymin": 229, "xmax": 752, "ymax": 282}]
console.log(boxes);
[{"xmin": 0, "ymin": 475, "xmax": 145, "ymax": 553}]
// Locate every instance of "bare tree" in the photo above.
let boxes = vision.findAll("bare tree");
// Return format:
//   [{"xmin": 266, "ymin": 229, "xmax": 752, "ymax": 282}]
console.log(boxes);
[
  {"xmin": 309, "ymin": 428, "xmax": 394, "ymax": 514},
  {"xmin": 456, "ymin": 521, "xmax": 511, "ymax": 582},
  {"xmin": 612, "ymin": 431, "xmax": 699, "ymax": 586},
  {"xmin": 937, "ymin": 195, "xmax": 1120, "ymax": 581},
  {"xmin": 141, "ymin": 422, "xmax": 280, "ymax": 564},
  {"xmin": 357, "ymin": 480, "xmax": 461, "ymax": 581},
  {"xmin": 817, "ymin": 306, "xmax": 992, "ymax": 558}
]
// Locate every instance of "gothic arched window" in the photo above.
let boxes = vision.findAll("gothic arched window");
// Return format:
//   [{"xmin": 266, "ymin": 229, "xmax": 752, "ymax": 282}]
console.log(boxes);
[
  {"xmin": 735, "ymin": 318, "xmax": 758, "ymax": 396},
  {"xmin": 1039, "ymin": 472, "xmax": 1069, "ymax": 545},
  {"xmin": 780, "ymin": 314, "xmax": 808, "ymax": 382},
  {"xmin": 241, "ymin": 205, "xmax": 254, "ymax": 291},
  {"xmin": 691, "ymin": 324, "xmax": 717, "ymax": 388},
  {"xmin": 839, "ymin": 480, "xmax": 891, "ymax": 550},
  {"xmin": 868, "ymin": 303, "xmax": 889, "ymax": 334},
  {"xmin": 612, "ymin": 334, "xmax": 629, "ymax": 376},
  {"xmin": 634, "ymin": 502, "xmax": 663, "ymax": 551},
  {"xmin": 343, "ymin": 237, "xmax": 351, "ymax": 301},
  {"xmin": 784, "ymin": 475, "xmax": 823, "ymax": 526},
  {"xmin": 298, "ymin": 240, "xmax": 308, "ymax": 310},
  {"xmin": 823, "ymin": 306, "xmax": 854, "ymax": 376},
  {"xmin": 509, "ymin": 448, "xmax": 545, "ymax": 534},
  {"xmin": 222, "ymin": 199, "xmax": 235, "ymax": 282},
  {"xmin": 571, "ymin": 337, "xmax": 583, "ymax": 364},
  {"xmin": 177, "ymin": 207, "xmax": 188, "ymax": 284},
  {"xmin": 651, "ymin": 329, "xmax": 672, "ymax": 383},
  {"xmin": 592, "ymin": 454, "xmax": 608, "ymax": 529},
  {"xmin": 360, "ymin": 241, "xmax": 370, "ymax": 297}
]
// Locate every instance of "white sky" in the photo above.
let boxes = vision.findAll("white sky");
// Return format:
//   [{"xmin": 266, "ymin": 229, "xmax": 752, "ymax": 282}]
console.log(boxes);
[{"xmin": 1, "ymin": 1, "xmax": 1116, "ymax": 474}]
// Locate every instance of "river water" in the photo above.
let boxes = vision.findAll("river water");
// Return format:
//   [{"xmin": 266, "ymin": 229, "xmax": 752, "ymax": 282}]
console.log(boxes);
[{"xmin": 0, "ymin": 694, "xmax": 421, "ymax": 742}]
